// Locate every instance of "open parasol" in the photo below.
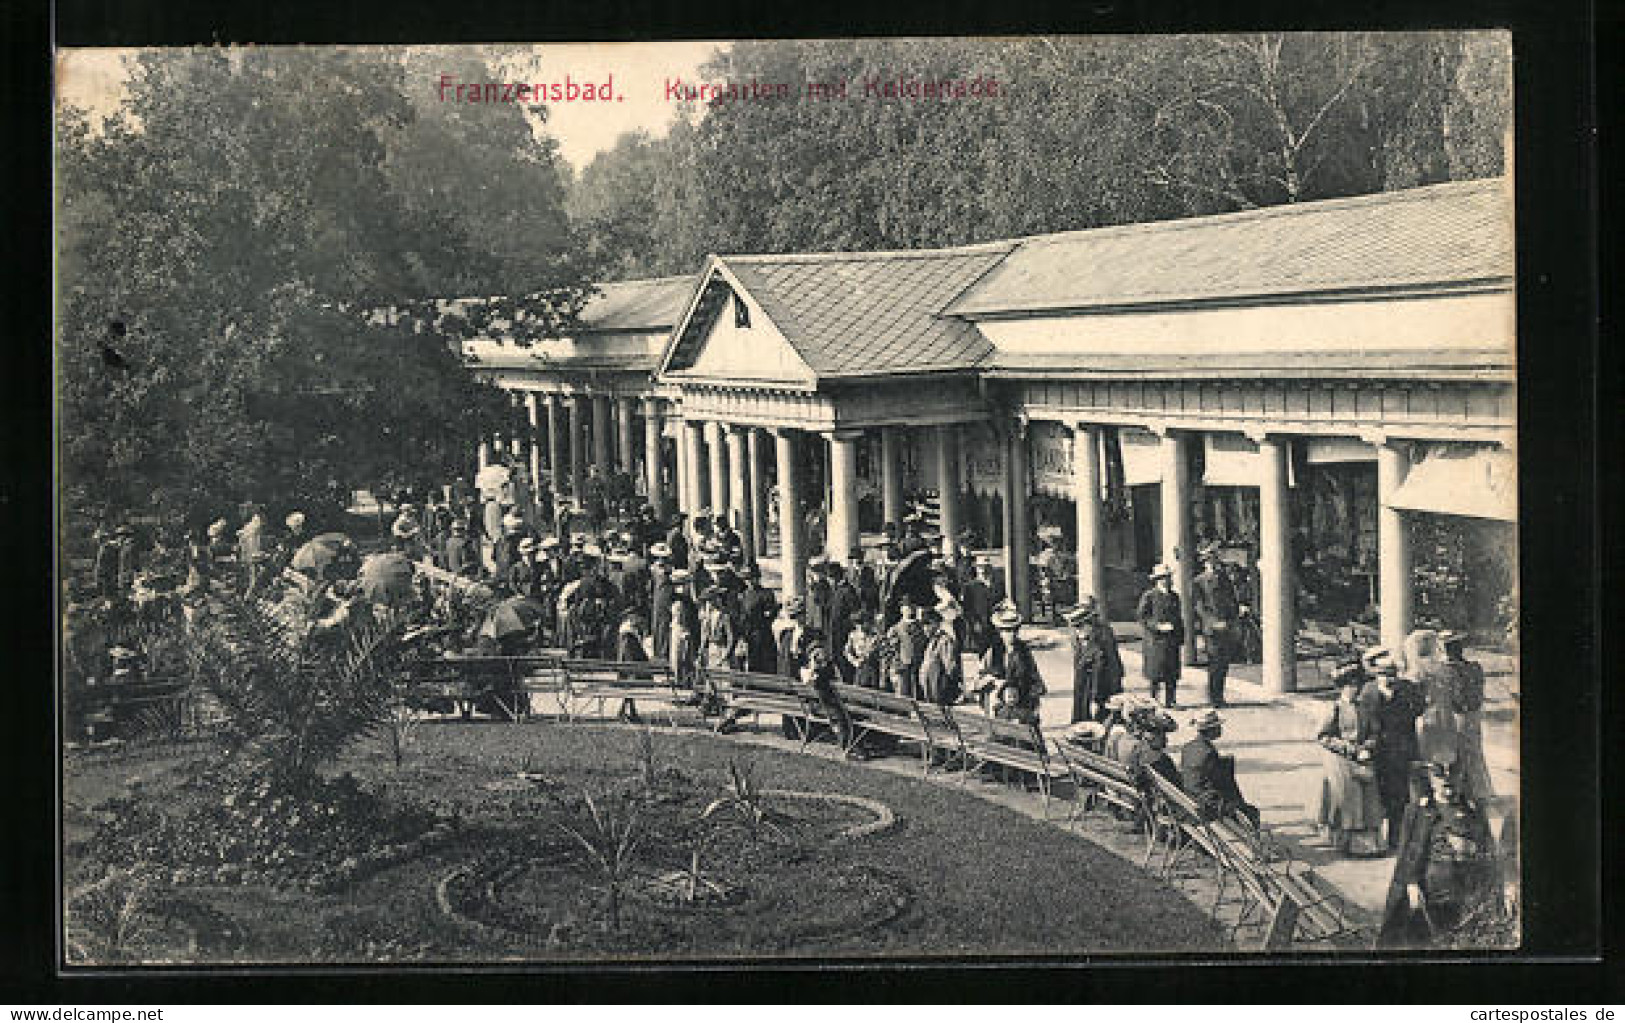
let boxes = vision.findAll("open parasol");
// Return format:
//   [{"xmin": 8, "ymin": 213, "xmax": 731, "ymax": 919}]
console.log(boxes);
[
  {"xmin": 357, "ymin": 551, "xmax": 417, "ymax": 606},
  {"xmin": 290, "ymin": 533, "xmax": 359, "ymax": 580},
  {"xmin": 883, "ymin": 549, "xmax": 939, "ymax": 618},
  {"xmin": 479, "ymin": 596, "xmax": 546, "ymax": 643}
]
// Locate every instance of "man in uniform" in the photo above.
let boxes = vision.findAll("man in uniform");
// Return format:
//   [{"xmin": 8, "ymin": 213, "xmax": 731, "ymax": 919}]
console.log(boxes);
[
  {"xmin": 1191, "ymin": 541, "xmax": 1244, "ymax": 708},
  {"xmin": 1136, "ymin": 563, "xmax": 1186, "ymax": 709}
]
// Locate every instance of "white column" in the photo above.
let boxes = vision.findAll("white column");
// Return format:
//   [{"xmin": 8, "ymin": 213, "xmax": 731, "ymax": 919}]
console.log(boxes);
[
  {"xmin": 643, "ymin": 399, "xmax": 667, "ymax": 519},
  {"xmin": 881, "ymin": 426, "xmax": 904, "ymax": 528},
  {"xmin": 1259, "ymin": 435, "xmax": 1298, "ymax": 693},
  {"xmin": 616, "ymin": 397, "xmax": 636, "ymax": 476},
  {"xmin": 935, "ymin": 424, "xmax": 960, "ymax": 558},
  {"xmin": 545, "ymin": 394, "xmax": 566, "ymax": 498},
  {"xmin": 827, "ymin": 430, "xmax": 862, "ymax": 565},
  {"xmin": 568, "ymin": 394, "xmax": 588, "ymax": 507},
  {"xmin": 706, "ymin": 421, "xmax": 728, "ymax": 520},
  {"xmin": 1160, "ymin": 429, "xmax": 1197, "ymax": 663},
  {"xmin": 1073, "ymin": 422, "xmax": 1106, "ymax": 608},
  {"xmin": 748, "ymin": 427, "xmax": 769, "ymax": 557},
  {"xmin": 725, "ymin": 425, "xmax": 754, "ymax": 563},
  {"xmin": 592, "ymin": 395, "xmax": 613, "ymax": 472},
  {"xmin": 526, "ymin": 393, "xmax": 543, "ymax": 516},
  {"xmin": 683, "ymin": 420, "xmax": 707, "ymax": 518},
  {"xmin": 775, "ymin": 429, "xmax": 805, "ymax": 600},
  {"xmin": 1377, "ymin": 439, "xmax": 1414, "ymax": 653},
  {"xmin": 1003, "ymin": 423, "xmax": 1032, "ymax": 617}
]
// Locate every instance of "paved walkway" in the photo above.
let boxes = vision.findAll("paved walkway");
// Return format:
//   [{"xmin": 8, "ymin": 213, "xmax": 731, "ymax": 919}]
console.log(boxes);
[{"xmin": 751, "ymin": 545, "xmax": 1519, "ymax": 921}]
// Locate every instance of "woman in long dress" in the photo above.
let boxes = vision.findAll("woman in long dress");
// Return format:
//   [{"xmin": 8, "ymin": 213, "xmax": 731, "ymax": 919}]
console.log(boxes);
[{"xmin": 1314, "ymin": 666, "xmax": 1384, "ymax": 854}]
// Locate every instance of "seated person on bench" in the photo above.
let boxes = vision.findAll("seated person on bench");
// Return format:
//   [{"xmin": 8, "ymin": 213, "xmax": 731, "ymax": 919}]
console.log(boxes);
[{"xmin": 1179, "ymin": 710, "xmax": 1261, "ymax": 828}]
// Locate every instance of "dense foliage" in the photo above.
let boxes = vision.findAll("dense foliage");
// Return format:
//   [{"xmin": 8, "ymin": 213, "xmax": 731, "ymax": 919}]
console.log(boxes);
[
  {"xmin": 569, "ymin": 33, "xmax": 1511, "ymax": 277},
  {"xmin": 57, "ymin": 47, "xmax": 595, "ymax": 533}
]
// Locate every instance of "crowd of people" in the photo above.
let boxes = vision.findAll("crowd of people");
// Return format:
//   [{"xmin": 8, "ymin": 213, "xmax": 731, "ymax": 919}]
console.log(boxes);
[{"xmin": 65, "ymin": 455, "xmax": 1512, "ymax": 946}]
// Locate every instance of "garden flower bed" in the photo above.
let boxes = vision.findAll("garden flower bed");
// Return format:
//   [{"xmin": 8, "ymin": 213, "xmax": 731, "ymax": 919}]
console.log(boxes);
[{"xmin": 63, "ymin": 723, "xmax": 1226, "ymax": 962}]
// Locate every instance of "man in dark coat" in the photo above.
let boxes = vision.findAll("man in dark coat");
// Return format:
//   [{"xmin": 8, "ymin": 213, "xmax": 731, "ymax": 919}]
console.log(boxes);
[
  {"xmin": 1179, "ymin": 710, "xmax": 1260, "ymax": 827},
  {"xmin": 1359, "ymin": 646, "xmax": 1426, "ymax": 851},
  {"xmin": 649, "ymin": 546, "xmax": 675, "ymax": 660},
  {"xmin": 735, "ymin": 562, "xmax": 779, "ymax": 673},
  {"xmin": 1136, "ymin": 563, "xmax": 1186, "ymax": 708},
  {"xmin": 827, "ymin": 562, "xmax": 863, "ymax": 674},
  {"xmin": 1065, "ymin": 598, "xmax": 1123, "ymax": 723},
  {"xmin": 1192, "ymin": 542, "xmax": 1244, "ymax": 708},
  {"xmin": 960, "ymin": 555, "xmax": 999, "ymax": 656}
]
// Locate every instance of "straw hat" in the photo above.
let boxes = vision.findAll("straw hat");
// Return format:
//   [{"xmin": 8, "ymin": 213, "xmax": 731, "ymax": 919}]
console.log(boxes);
[
  {"xmin": 670, "ymin": 568, "xmax": 692, "ymax": 584},
  {"xmin": 518, "ymin": 537, "xmax": 537, "ymax": 553},
  {"xmin": 539, "ymin": 537, "xmax": 559, "ymax": 551},
  {"xmin": 991, "ymin": 603, "xmax": 1022, "ymax": 630},
  {"xmin": 649, "ymin": 542, "xmax": 672, "ymax": 559},
  {"xmin": 284, "ymin": 512, "xmax": 306, "ymax": 531},
  {"xmin": 1149, "ymin": 563, "xmax": 1174, "ymax": 580}
]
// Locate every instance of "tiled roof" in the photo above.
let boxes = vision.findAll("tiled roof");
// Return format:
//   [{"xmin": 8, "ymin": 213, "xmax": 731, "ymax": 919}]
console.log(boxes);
[
  {"xmin": 579, "ymin": 275, "xmax": 696, "ymax": 332},
  {"xmin": 945, "ymin": 178, "xmax": 1513, "ymax": 316},
  {"xmin": 980, "ymin": 348, "xmax": 1515, "ymax": 381},
  {"xmin": 712, "ymin": 245, "xmax": 1013, "ymax": 377}
]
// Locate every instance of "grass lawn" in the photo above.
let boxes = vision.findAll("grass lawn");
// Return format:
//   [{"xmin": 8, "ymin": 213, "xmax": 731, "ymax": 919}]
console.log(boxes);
[{"xmin": 63, "ymin": 722, "xmax": 1226, "ymax": 963}]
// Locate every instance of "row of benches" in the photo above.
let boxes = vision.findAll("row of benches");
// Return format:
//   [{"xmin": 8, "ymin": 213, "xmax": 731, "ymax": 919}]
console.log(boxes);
[
  {"xmin": 418, "ymin": 653, "xmax": 1356, "ymax": 949},
  {"xmin": 117, "ymin": 647, "xmax": 1355, "ymax": 949}
]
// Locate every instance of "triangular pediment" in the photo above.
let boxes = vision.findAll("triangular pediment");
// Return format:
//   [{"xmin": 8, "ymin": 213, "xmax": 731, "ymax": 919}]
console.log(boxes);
[{"xmin": 658, "ymin": 262, "xmax": 817, "ymax": 387}]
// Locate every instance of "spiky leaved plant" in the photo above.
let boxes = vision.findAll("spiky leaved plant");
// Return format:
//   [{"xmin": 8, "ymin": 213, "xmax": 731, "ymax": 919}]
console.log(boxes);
[
  {"xmin": 555, "ymin": 790, "xmax": 644, "ymax": 932},
  {"xmin": 700, "ymin": 757, "xmax": 791, "ymax": 843},
  {"xmin": 184, "ymin": 584, "xmax": 405, "ymax": 793}
]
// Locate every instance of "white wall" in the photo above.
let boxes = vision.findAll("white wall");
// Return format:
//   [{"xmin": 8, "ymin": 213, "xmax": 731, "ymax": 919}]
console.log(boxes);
[
  {"xmin": 975, "ymin": 289, "xmax": 1514, "ymax": 358},
  {"xmin": 684, "ymin": 293, "xmax": 814, "ymax": 384}
]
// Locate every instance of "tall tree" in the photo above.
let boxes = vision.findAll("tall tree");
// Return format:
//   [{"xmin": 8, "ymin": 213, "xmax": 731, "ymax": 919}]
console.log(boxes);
[{"xmin": 56, "ymin": 47, "xmax": 588, "ymax": 534}]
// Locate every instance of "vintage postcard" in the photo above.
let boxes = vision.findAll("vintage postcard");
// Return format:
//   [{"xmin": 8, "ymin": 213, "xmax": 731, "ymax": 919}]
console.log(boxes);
[{"xmin": 55, "ymin": 34, "xmax": 1518, "ymax": 965}]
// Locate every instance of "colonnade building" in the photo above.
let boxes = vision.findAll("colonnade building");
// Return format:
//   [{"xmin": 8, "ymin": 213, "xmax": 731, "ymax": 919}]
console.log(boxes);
[{"xmin": 469, "ymin": 177, "xmax": 1516, "ymax": 695}]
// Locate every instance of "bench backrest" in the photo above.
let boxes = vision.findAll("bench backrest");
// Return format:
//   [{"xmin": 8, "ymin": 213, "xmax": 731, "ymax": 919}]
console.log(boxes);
[{"xmin": 562, "ymin": 657, "xmax": 673, "ymax": 684}]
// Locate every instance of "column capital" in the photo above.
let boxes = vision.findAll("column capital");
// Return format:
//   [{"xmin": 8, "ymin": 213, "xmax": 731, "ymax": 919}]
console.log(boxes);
[
  {"xmin": 642, "ymin": 397, "xmax": 663, "ymax": 417},
  {"xmin": 1145, "ymin": 419, "xmax": 1174, "ymax": 438},
  {"xmin": 824, "ymin": 428, "xmax": 866, "ymax": 443},
  {"xmin": 1242, "ymin": 425, "xmax": 1273, "ymax": 444},
  {"xmin": 1358, "ymin": 428, "xmax": 1389, "ymax": 447}
]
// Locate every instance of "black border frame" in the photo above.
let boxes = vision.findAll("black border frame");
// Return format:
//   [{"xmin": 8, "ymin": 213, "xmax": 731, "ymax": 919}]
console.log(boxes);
[{"xmin": 5, "ymin": 0, "xmax": 1608, "ymax": 1003}]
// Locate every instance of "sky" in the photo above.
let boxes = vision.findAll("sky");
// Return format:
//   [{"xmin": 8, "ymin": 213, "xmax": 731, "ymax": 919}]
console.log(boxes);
[{"xmin": 54, "ymin": 41, "xmax": 723, "ymax": 173}]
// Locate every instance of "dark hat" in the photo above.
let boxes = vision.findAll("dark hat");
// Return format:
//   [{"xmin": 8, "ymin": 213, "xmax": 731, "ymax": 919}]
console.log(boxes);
[
  {"xmin": 739, "ymin": 562, "xmax": 761, "ymax": 579},
  {"xmin": 1198, "ymin": 541, "xmax": 1222, "ymax": 560}
]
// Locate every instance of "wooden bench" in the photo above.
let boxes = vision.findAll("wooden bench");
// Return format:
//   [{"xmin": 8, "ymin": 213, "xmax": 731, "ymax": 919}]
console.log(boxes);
[
  {"xmin": 1048, "ymin": 738, "xmax": 1147, "ymax": 825},
  {"xmin": 415, "ymin": 653, "xmax": 565, "ymax": 720},
  {"xmin": 1144, "ymin": 771, "xmax": 1348, "ymax": 948},
  {"xmin": 952, "ymin": 711, "xmax": 1070, "ymax": 819},
  {"xmin": 704, "ymin": 669, "xmax": 821, "ymax": 744},
  {"xmin": 559, "ymin": 657, "xmax": 685, "ymax": 726},
  {"xmin": 831, "ymin": 684, "xmax": 939, "ymax": 773}
]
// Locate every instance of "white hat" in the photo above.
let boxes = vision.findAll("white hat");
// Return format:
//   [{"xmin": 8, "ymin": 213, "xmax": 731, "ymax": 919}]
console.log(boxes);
[
  {"xmin": 1149, "ymin": 563, "xmax": 1174, "ymax": 580},
  {"xmin": 539, "ymin": 537, "xmax": 560, "ymax": 551},
  {"xmin": 649, "ymin": 542, "xmax": 672, "ymax": 559},
  {"xmin": 207, "ymin": 519, "xmax": 228, "ymax": 537},
  {"xmin": 518, "ymin": 537, "xmax": 538, "ymax": 553},
  {"xmin": 284, "ymin": 512, "xmax": 306, "ymax": 531},
  {"xmin": 502, "ymin": 512, "xmax": 525, "ymax": 532}
]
